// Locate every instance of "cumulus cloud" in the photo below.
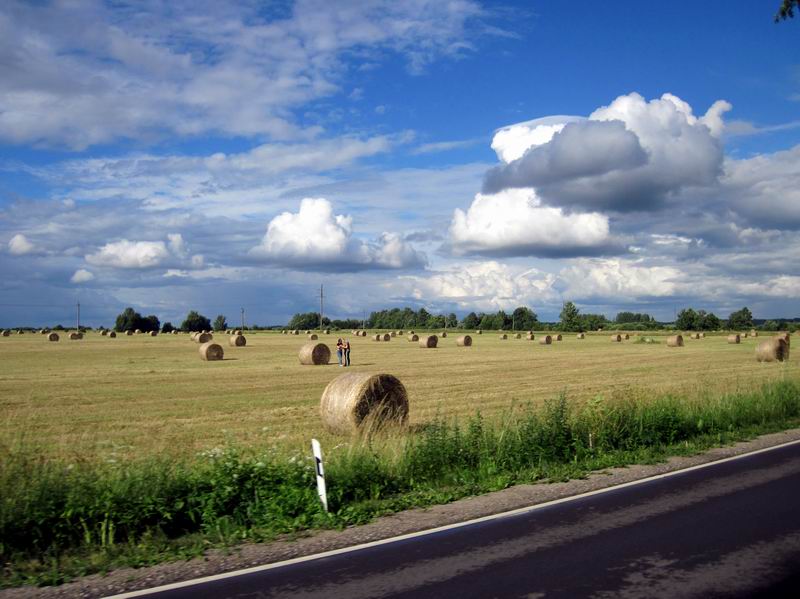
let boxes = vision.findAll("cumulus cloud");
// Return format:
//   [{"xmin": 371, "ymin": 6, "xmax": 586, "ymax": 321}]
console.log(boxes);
[
  {"xmin": 70, "ymin": 269, "xmax": 95, "ymax": 284},
  {"xmin": 448, "ymin": 188, "xmax": 621, "ymax": 258},
  {"xmin": 85, "ymin": 233, "xmax": 200, "ymax": 270},
  {"xmin": 484, "ymin": 93, "xmax": 731, "ymax": 212},
  {"xmin": 8, "ymin": 233, "xmax": 34, "ymax": 255},
  {"xmin": 250, "ymin": 198, "xmax": 426, "ymax": 270},
  {"xmin": 491, "ymin": 116, "xmax": 584, "ymax": 163},
  {"xmin": 558, "ymin": 258, "xmax": 681, "ymax": 299}
]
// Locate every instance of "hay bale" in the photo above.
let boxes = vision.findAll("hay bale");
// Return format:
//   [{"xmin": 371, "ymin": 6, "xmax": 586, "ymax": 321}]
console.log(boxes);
[
  {"xmin": 292, "ymin": 329, "xmax": 300, "ymax": 335},
  {"xmin": 199, "ymin": 342, "xmax": 224, "ymax": 361},
  {"xmin": 320, "ymin": 372, "xmax": 408, "ymax": 434},
  {"xmin": 308, "ymin": 333, "xmax": 319, "ymax": 340},
  {"xmin": 397, "ymin": 330, "xmax": 404, "ymax": 336},
  {"xmin": 776, "ymin": 332, "xmax": 791, "ymax": 348},
  {"xmin": 700, "ymin": 332, "xmax": 705, "ymax": 338},
  {"xmin": 126, "ymin": 330, "xmax": 133, "ymax": 336},
  {"xmin": 666, "ymin": 335, "xmax": 684, "ymax": 347},
  {"xmin": 1, "ymin": 330, "xmax": 10, "ymax": 336},
  {"xmin": 40, "ymin": 329, "xmax": 47, "ymax": 334},
  {"xmin": 135, "ymin": 329, "xmax": 142, "ymax": 334},
  {"xmin": 68, "ymin": 332, "xmax": 82, "ymax": 340},
  {"xmin": 360, "ymin": 330, "xmax": 367, "ymax": 337},
  {"xmin": 526, "ymin": 333, "xmax": 535, "ymax": 340},
  {"xmin": 324, "ymin": 329, "xmax": 330, "ymax": 334},
  {"xmin": 727, "ymin": 334, "xmax": 741, "ymax": 344},
  {"xmin": 194, "ymin": 332, "xmax": 213, "ymax": 343},
  {"xmin": 390, "ymin": 331, "xmax": 396, "ymax": 337},
  {"xmin": 149, "ymin": 331, "xmax": 157, "ymax": 337},
  {"xmin": 298, "ymin": 342, "xmax": 331, "ymax": 365},
  {"xmin": 407, "ymin": 334, "xmax": 419, "ymax": 342},
  {"xmin": 17, "ymin": 330, "xmax": 24, "ymax": 335},
  {"xmin": 756, "ymin": 338, "xmax": 789, "ymax": 362},
  {"xmin": 373, "ymin": 334, "xmax": 382, "ymax": 341},
  {"xmin": 610, "ymin": 334, "xmax": 622, "ymax": 342},
  {"xmin": 514, "ymin": 333, "xmax": 522, "ymax": 339},
  {"xmin": 539, "ymin": 335, "xmax": 552, "ymax": 345},
  {"xmin": 229, "ymin": 335, "xmax": 246, "ymax": 347},
  {"xmin": 750, "ymin": 330, "xmax": 758, "ymax": 337},
  {"xmin": 172, "ymin": 330, "xmax": 178, "ymax": 335},
  {"xmin": 305, "ymin": 330, "xmax": 311, "ymax": 335},
  {"xmin": 440, "ymin": 331, "xmax": 447, "ymax": 338},
  {"xmin": 108, "ymin": 331, "xmax": 116, "ymax": 338},
  {"xmin": 690, "ymin": 333, "xmax": 700, "ymax": 340},
  {"xmin": 382, "ymin": 333, "xmax": 391, "ymax": 341},
  {"xmin": 409, "ymin": 330, "xmax": 415, "ymax": 335},
  {"xmin": 476, "ymin": 329, "xmax": 482, "ymax": 334},
  {"xmin": 101, "ymin": 330, "xmax": 107, "ymax": 336},
  {"xmin": 576, "ymin": 333, "xmax": 585, "ymax": 339},
  {"xmin": 623, "ymin": 333, "xmax": 630, "ymax": 340},
  {"xmin": 48, "ymin": 332, "xmax": 59, "ymax": 342},
  {"xmin": 419, "ymin": 335, "xmax": 438, "ymax": 348},
  {"xmin": 456, "ymin": 335, "xmax": 472, "ymax": 347},
  {"xmin": 499, "ymin": 333, "xmax": 507, "ymax": 340},
  {"xmin": 553, "ymin": 333, "xmax": 562, "ymax": 341},
  {"xmin": 743, "ymin": 332, "xmax": 749, "ymax": 338},
  {"xmin": 232, "ymin": 330, "xmax": 242, "ymax": 336}
]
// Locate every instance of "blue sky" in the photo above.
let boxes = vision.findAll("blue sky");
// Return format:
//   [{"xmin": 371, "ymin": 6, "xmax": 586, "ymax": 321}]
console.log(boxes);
[{"xmin": 1, "ymin": 0, "xmax": 799, "ymax": 327}]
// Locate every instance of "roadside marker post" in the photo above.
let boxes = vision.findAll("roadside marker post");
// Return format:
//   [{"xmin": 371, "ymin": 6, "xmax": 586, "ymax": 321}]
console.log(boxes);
[{"xmin": 311, "ymin": 438, "xmax": 328, "ymax": 512}]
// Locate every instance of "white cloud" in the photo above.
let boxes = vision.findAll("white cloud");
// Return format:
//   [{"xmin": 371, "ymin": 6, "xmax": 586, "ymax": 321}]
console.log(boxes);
[
  {"xmin": 86, "ymin": 240, "xmax": 171, "ymax": 269},
  {"xmin": 491, "ymin": 115, "xmax": 584, "ymax": 163},
  {"xmin": 558, "ymin": 258, "xmax": 681, "ymax": 299},
  {"xmin": 70, "ymin": 269, "xmax": 95, "ymax": 284},
  {"xmin": 250, "ymin": 197, "xmax": 426, "ymax": 270},
  {"xmin": 449, "ymin": 188, "xmax": 617, "ymax": 258},
  {"xmin": 485, "ymin": 93, "xmax": 731, "ymax": 211},
  {"xmin": 8, "ymin": 233, "xmax": 34, "ymax": 255}
]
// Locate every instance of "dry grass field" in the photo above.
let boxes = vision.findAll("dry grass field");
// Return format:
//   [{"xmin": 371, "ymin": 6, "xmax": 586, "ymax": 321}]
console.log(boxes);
[{"xmin": 1, "ymin": 331, "xmax": 796, "ymax": 463}]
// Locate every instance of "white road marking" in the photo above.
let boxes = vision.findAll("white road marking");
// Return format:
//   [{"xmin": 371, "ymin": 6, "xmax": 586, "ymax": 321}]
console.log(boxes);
[{"xmin": 106, "ymin": 437, "xmax": 800, "ymax": 598}]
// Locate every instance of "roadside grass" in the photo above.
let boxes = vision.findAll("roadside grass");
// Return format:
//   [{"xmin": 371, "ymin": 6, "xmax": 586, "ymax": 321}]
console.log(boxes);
[{"xmin": 2, "ymin": 378, "xmax": 800, "ymax": 588}]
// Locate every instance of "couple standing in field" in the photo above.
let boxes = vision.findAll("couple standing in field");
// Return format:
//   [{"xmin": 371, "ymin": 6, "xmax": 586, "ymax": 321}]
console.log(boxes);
[{"xmin": 336, "ymin": 338, "xmax": 351, "ymax": 367}]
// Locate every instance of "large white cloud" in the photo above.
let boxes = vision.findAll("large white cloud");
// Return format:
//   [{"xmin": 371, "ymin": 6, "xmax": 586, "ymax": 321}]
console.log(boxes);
[
  {"xmin": 250, "ymin": 198, "xmax": 426, "ymax": 270},
  {"xmin": 85, "ymin": 233, "xmax": 200, "ymax": 269},
  {"xmin": 558, "ymin": 258, "xmax": 681, "ymax": 299},
  {"xmin": 484, "ymin": 93, "xmax": 732, "ymax": 212},
  {"xmin": 448, "ymin": 188, "xmax": 619, "ymax": 258},
  {"xmin": 8, "ymin": 233, "xmax": 35, "ymax": 255}
]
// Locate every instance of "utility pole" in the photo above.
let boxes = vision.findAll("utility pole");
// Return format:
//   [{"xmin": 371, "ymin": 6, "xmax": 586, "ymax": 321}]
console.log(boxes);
[
  {"xmin": 241, "ymin": 307, "xmax": 245, "ymax": 331},
  {"xmin": 319, "ymin": 284, "xmax": 324, "ymax": 331},
  {"xmin": 76, "ymin": 302, "xmax": 80, "ymax": 331},
  {"xmin": 362, "ymin": 309, "xmax": 366, "ymax": 329}
]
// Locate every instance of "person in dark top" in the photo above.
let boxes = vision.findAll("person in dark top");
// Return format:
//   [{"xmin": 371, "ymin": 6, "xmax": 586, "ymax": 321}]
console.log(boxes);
[
  {"xmin": 336, "ymin": 338, "xmax": 344, "ymax": 366},
  {"xmin": 344, "ymin": 338, "xmax": 351, "ymax": 367}
]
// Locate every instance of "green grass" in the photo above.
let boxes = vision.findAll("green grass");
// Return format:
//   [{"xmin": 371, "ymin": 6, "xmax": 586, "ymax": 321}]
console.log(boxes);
[{"xmin": 2, "ymin": 377, "xmax": 800, "ymax": 588}]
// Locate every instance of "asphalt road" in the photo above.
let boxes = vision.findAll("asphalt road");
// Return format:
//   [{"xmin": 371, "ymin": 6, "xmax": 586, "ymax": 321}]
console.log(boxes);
[{"xmin": 132, "ymin": 441, "xmax": 800, "ymax": 599}]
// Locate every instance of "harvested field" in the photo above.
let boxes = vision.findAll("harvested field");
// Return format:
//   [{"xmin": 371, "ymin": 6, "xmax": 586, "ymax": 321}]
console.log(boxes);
[{"xmin": 0, "ymin": 331, "xmax": 797, "ymax": 463}]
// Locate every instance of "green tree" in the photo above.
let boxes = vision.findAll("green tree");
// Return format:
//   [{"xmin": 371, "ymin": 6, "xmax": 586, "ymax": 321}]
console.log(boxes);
[
  {"xmin": 161, "ymin": 321, "xmax": 175, "ymax": 333},
  {"xmin": 512, "ymin": 306, "xmax": 539, "ymax": 331},
  {"xmin": 288, "ymin": 312, "xmax": 327, "ymax": 330},
  {"xmin": 728, "ymin": 307, "xmax": 754, "ymax": 330},
  {"xmin": 776, "ymin": 0, "xmax": 800, "ymax": 21},
  {"xmin": 559, "ymin": 301, "xmax": 581, "ymax": 332},
  {"xmin": 699, "ymin": 312, "xmax": 722, "ymax": 331},
  {"xmin": 675, "ymin": 308, "xmax": 699, "ymax": 331},
  {"xmin": 462, "ymin": 312, "xmax": 480, "ymax": 330},
  {"xmin": 213, "ymin": 315, "xmax": 228, "ymax": 331},
  {"xmin": 478, "ymin": 313, "xmax": 494, "ymax": 330},
  {"xmin": 181, "ymin": 310, "xmax": 212, "ymax": 332},
  {"xmin": 115, "ymin": 307, "xmax": 146, "ymax": 332},
  {"xmin": 142, "ymin": 315, "xmax": 160, "ymax": 332},
  {"xmin": 762, "ymin": 320, "xmax": 779, "ymax": 332},
  {"xmin": 446, "ymin": 313, "xmax": 458, "ymax": 328}
]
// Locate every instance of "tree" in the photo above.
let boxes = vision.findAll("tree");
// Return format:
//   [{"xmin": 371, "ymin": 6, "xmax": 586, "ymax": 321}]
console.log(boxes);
[
  {"xmin": 143, "ymin": 315, "xmax": 160, "ymax": 332},
  {"xmin": 699, "ymin": 312, "xmax": 722, "ymax": 331},
  {"xmin": 181, "ymin": 310, "xmax": 212, "ymax": 332},
  {"xmin": 213, "ymin": 315, "xmax": 228, "ymax": 331},
  {"xmin": 512, "ymin": 306, "xmax": 539, "ymax": 331},
  {"xmin": 776, "ymin": 0, "xmax": 800, "ymax": 21},
  {"xmin": 559, "ymin": 301, "xmax": 581, "ymax": 332},
  {"xmin": 728, "ymin": 307, "xmax": 754, "ymax": 330},
  {"xmin": 478, "ymin": 313, "xmax": 494, "ymax": 330},
  {"xmin": 161, "ymin": 322, "xmax": 175, "ymax": 333},
  {"xmin": 675, "ymin": 308, "xmax": 699, "ymax": 331},
  {"xmin": 462, "ymin": 312, "xmax": 479, "ymax": 330},
  {"xmin": 762, "ymin": 320, "xmax": 779, "ymax": 332},
  {"xmin": 446, "ymin": 313, "xmax": 458, "ymax": 328},
  {"xmin": 115, "ymin": 307, "xmax": 145, "ymax": 332}
]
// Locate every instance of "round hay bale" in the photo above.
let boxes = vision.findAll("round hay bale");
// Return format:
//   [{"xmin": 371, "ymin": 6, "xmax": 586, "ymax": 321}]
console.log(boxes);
[
  {"xmin": 126, "ymin": 330, "xmax": 133, "ymax": 336},
  {"xmin": 17, "ymin": 330, "xmax": 24, "ymax": 335},
  {"xmin": 539, "ymin": 335, "xmax": 552, "ymax": 345},
  {"xmin": 292, "ymin": 329, "xmax": 300, "ymax": 335},
  {"xmin": 320, "ymin": 372, "xmax": 408, "ymax": 434},
  {"xmin": 199, "ymin": 342, "xmax": 224, "ymax": 361},
  {"xmin": 623, "ymin": 333, "xmax": 630, "ymax": 340},
  {"xmin": 229, "ymin": 335, "xmax": 246, "ymax": 347},
  {"xmin": 48, "ymin": 332, "xmax": 59, "ymax": 342},
  {"xmin": 700, "ymin": 332, "xmax": 706, "ymax": 338},
  {"xmin": 135, "ymin": 329, "xmax": 142, "ymax": 334},
  {"xmin": 610, "ymin": 334, "xmax": 622, "ymax": 342},
  {"xmin": 397, "ymin": 330, "xmax": 404, "ymax": 336},
  {"xmin": 743, "ymin": 332, "xmax": 749, "ymax": 338},
  {"xmin": 69, "ymin": 332, "xmax": 82, "ymax": 340},
  {"xmin": 456, "ymin": 335, "xmax": 472, "ymax": 347},
  {"xmin": 1, "ymin": 330, "xmax": 10, "ymax": 337},
  {"xmin": 526, "ymin": 333, "xmax": 535, "ymax": 340},
  {"xmin": 373, "ymin": 334, "xmax": 382, "ymax": 341},
  {"xmin": 553, "ymin": 333, "xmax": 562, "ymax": 341},
  {"xmin": 690, "ymin": 333, "xmax": 700, "ymax": 340},
  {"xmin": 419, "ymin": 335, "xmax": 438, "ymax": 348},
  {"xmin": 666, "ymin": 335, "xmax": 684, "ymax": 347},
  {"xmin": 108, "ymin": 331, "xmax": 116, "ymax": 338},
  {"xmin": 409, "ymin": 330, "xmax": 415, "ymax": 335},
  {"xmin": 308, "ymin": 333, "xmax": 319, "ymax": 340},
  {"xmin": 195, "ymin": 332, "xmax": 213, "ymax": 343},
  {"xmin": 360, "ymin": 331, "xmax": 367, "ymax": 337},
  {"xmin": 776, "ymin": 332, "xmax": 791, "ymax": 348},
  {"xmin": 305, "ymin": 330, "xmax": 311, "ymax": 335},
  {"xmin": 441, "ymin": 331, "xmax": 447, "ymax": 338},
  {"xmin": 407, "ymin": 334, "xmax": 419, "ymax": 342},
  {"xmin": 382, "ymin": 333, "xmax": 391, "ymax": 342},
  {"xmin": 324, "ymin": 329, "xmax": 330, "ymax": 335},
  {"xmin": 727, "ymin": 334, "xmax": 741, "ymax": 344},
  {"xmin": 476, "ymin": 329, "xmax": 482, "ymax": 335},
  {"xmin": 232, "ymin": 330, "xmax": 241, "ymax": 335},
  {"xmin": 499, "ymin": 333, "xmax": 507, "ymax": 340},
  {"xmin": 576, "ymin": 333, "xmax": 585, "ymax": 339},
  {"xmin": 100, "ymin": 330, "xmax": 107, "ymax": 336},
  {"xmin": 172, "ymin": 330, "xmax": 178, "ymax": 335},
  {"xmin": 298, "ymin": 342, "xmax": 331, "ymax": 365},
  {"xmin": 390, "ymin": 331, "xmax": 396, "ymax": 337},
  {"xmin": 750, "ymin": 330, "xmax": 758, "ymax": 338},
  {"xmin": 149, "ymin": 331, "xmax": 157, "ymax": 337},
  {"xmin": 514, "ymin": 333, "xmax": 522, "ymax": 339},
  {"xmin": 756, "ymin": 338, "xmax": 789, "ymax": 362}
]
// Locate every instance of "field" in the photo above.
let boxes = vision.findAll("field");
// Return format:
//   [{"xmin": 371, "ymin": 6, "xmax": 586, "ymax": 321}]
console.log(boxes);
[{"xmin": 1, "ymin": 330, "xmax": 796, "ymax": 464}]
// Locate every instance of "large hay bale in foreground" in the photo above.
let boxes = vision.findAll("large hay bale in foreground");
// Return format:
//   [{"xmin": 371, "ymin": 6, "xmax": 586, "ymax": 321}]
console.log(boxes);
[
  {"xmin": 419, "ymin": 335, "xmax": 438, "ymax": 348},
  {"xmin": 320, "ymin": 372, "xmax": 408, "ymax": 434},
  {"xmin": 610, "ymin": 334, "xmax": 622, "ymax": 342},
  {"xmin": 756, "ymin": 338, "xmax": 789, "ymax": 362},
  {"xmin": 308, "ymin": 333, "xmax": 319, "ymax": 340},
  {"xmin": 229, "ymin": 335, "xmax": 246, "ymax": 347},
  {"xmin": 298, "ymin": 342, "xmax": 331, "ymax": 365},
  {"xmin": 48, "ymin": 332, "xmax": 59, "ymax": 342},
  {"xmin": 108, "ymin": 331, "xmax": 117, "ymax": 338},
  {"xmin": 727, "ymin": 334, "xmax": 741, "ymax": 344},
  {"xmin": 776, "ymin": 332, "xmax": 791, "ymax": 348},
  {"xmin": 539, "ymin": 335, "xmax": 552, "ymax": 345},
  {"xmin": 194, "ymin": 332, "xmax": 213, "ymax": 343},
  {"xmin": 499, "ymin": 333, "xmax": 507, "ymax": 340},
  {"xmin": 456, "ymin": 335, "xmax": 472, "ymax": 347},
  {"xmin": 199, "ymin": 342, "xmax": 224, "ymax": 361},
  {"xmin": 666, "ymin": 335, "xmax": 684, "ymax": 347},
  {"xmin": 576, "ymin": 333, "xmax": 585, "ymax": 339},
  {"xmin": 407, "ymin": 334, "xmax": 419, "ymax": 342}
]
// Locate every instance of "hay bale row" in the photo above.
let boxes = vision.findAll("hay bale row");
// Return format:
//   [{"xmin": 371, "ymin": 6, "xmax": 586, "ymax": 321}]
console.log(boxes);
[
  {"xmin": 456, "ymin": 335, "xmax": 472, "ymax": 347},
  {"xmin": 667, "ymin": 335, "xmax": 684, "ymax": 347},
  {"xmin": 299, "ymin": 342, "xmax": 330, "ymax": 365},
  {"xmin": 320, "ymin": 372, "xmax": 408, "ymax": 434},
  {"xmin": 756, "ymin": 338, "xmax": 789, "ymax": 362},
  {"xmin": 199, "ymin": 341, "xmax": 224, "ymax": 361},
  {"xmin": 420, "ymin": 335, "xmax": 438, "ymax": 348},
  {"xmin": 229, "ymin": 335, "xmax": 246, "ymax": 347}
]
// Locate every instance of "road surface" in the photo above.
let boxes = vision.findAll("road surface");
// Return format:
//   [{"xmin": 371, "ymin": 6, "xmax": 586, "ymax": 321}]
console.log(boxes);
[{"xmin": 121, "ymin": 440, "xmax": 800, "ymax": 598}]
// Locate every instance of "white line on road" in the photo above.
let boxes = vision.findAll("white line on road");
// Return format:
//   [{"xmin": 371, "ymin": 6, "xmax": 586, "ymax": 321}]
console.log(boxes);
[{"xmin": 106, "ymin": 437, "xmax": 800, "ymax": 598}]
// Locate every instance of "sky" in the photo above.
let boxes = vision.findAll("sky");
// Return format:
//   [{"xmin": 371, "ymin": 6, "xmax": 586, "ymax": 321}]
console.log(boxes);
[{"xmin": 1, "ymin": 0, "xmax": 799, "ymax": 327}]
